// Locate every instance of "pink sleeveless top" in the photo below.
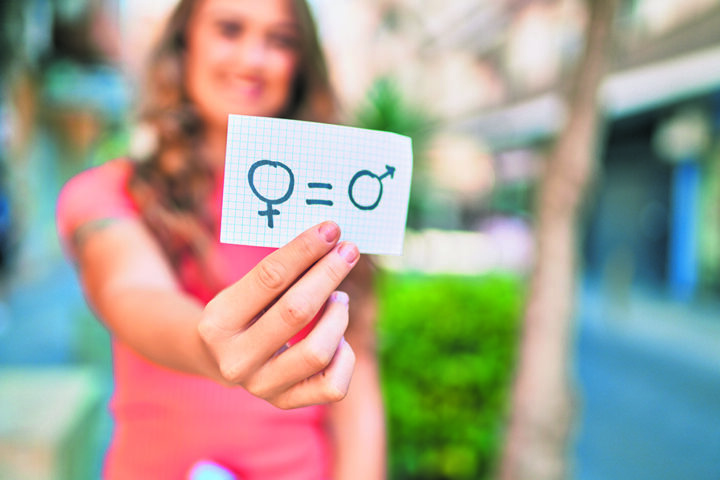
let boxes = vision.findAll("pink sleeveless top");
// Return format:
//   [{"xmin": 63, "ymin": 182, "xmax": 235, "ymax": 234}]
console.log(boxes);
[{"xmin": 56, "ymin": 160, "xmax": 330, "ymax": 480}]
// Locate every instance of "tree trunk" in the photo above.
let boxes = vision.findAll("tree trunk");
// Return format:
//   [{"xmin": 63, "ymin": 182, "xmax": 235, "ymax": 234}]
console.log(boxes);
[{"xmin": 499, "ymin": 1, "xmax": 618, "ymax": 479}]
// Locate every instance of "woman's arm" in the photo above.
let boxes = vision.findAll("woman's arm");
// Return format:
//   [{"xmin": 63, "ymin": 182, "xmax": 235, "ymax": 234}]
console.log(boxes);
[
  {"xmin": 75, "ymin": 217, "xmax": 360, "ymax": 408},
  {"xmin": 76, "ymin": 217, "xmax": 219, "ymax": 377},
  {"xmin": 328, "ymin": 258, "xmax": 387, "ymax": 480}
]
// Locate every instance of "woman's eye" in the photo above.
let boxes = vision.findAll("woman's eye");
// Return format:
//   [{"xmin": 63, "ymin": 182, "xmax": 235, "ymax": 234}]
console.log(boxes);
[
  {"xmin": 268, "ymin": 33, "xmax": 299, "ymax": 50},
  {"xmin": 217, "ymin": 21, "xmax": 242, "ymax": 38}
]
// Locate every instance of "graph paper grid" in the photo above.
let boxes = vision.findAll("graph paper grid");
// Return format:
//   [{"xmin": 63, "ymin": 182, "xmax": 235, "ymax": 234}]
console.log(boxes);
[{"xmin": 220, "ymin": 114, "xmax": 413, "ymax": 255}]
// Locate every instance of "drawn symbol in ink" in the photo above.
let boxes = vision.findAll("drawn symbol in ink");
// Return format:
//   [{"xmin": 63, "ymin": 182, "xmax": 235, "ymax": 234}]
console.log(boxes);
[
  {"xmin": 248, "ymin": 160, "xmax": 294, "ymax": 228},
  {"xmin": 306, "ymin": 182, "xmax": 333, "ymax": 206},
  {"xmin": 348, "ymin": 165, "xmax": 395, "ymax": 211}
]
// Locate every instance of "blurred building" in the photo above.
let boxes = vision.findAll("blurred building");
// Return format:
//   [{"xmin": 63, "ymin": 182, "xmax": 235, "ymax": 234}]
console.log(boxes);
[
  {"xmin": 315, "ymin": 0, "xmax": 720, "ymax": 298},
  {"xmin": 1, "ymin": 0, "xmax": 128, "ymax": 275},
  {"xmin": 312, "ymin": 5, "xmax": 720, "ymax": 480},
  {"xmin": 0, "ymin": 1, "xmax": 127, "ymax": 477}
]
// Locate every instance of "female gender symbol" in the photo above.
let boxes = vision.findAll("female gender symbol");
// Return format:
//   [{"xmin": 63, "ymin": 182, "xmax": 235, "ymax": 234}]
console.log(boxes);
[
  {"xmin": 248, "ymin": 160, "xmax": 294, "ymax": 228},
  {"xmin": 348, "ymin": 165, "xmax": 395, "ymax": 211}
]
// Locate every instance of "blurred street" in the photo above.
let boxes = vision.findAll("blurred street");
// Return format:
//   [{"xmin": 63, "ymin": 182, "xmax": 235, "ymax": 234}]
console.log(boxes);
[
  {"xmin": 573, "ymin": 281, "xmax": 720, "ymax": 480},
  {"xmin": 0, "ymin": 258, "xmax": 91, "ymax": 365},
  {"xmin": 0, "ymin": 254, "xmax": 113, "ymax": 479}
]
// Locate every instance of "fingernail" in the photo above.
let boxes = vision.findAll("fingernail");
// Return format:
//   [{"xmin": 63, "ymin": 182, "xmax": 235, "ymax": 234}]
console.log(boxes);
[
  {"xmin": 337, "ymin": 242, "xmax": 359, "ymax": 264},
  {"xmin": 319, "ymin": 221, "xmax": 340, "ymax": 243},
  {"xmin": 330, "ymin": 291, "xmax": 349, "ymax": 307}
]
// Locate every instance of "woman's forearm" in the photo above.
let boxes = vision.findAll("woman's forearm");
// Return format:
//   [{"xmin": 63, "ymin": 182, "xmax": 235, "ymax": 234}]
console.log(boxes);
[
  {"xmin": 94, "ymin": 286, "xmax": 225, "ymax": 381},
  {"xmin": 78, "ymin": 220, "xmax": 225, "ymax": 381},
  {"xmin": 329, "ymin": 351, "xmax": 387, "ymax": 480}
]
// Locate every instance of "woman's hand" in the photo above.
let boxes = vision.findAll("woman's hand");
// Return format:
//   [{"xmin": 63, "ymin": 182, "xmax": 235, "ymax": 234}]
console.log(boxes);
[{"xmin": 198, "ymin": 221, "xmax": 359, "ymax": 409}]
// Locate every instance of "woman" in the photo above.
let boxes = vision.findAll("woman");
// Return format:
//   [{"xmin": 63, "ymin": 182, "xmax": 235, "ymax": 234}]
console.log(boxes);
[{"xmin": 56, "ymin": 0, "xmax": 385, "ymax": 478}]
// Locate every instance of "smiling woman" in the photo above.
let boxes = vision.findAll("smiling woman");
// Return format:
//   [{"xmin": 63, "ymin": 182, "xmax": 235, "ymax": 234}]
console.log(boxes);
[
  {"xmin": 56, "ymin": 0, "xmax": 384, "ymax": 478},
  {"xmin": 185, "ymin": 0, "xmax": 301, "ymax": 126}
]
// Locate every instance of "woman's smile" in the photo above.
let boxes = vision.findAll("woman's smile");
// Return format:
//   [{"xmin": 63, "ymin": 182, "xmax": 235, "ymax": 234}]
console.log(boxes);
[{"xmin": 228, "ymin": 75, "xmax": 265, "ymax": 102}]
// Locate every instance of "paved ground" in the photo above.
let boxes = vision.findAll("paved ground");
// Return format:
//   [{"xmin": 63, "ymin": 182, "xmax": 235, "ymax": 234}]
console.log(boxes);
[
  {"xmin": 0, "ymin": 255, "xmax": 113, "ymax": 479},
  {"xmin": 572, "ymin": 283, "xmax": 720, "ymax": 480}
]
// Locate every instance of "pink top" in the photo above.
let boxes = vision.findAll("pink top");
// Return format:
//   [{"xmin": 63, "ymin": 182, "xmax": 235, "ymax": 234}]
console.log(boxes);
[{"xmin": 56, "ymin": 160, "xmax": 330, "ymax": 480}]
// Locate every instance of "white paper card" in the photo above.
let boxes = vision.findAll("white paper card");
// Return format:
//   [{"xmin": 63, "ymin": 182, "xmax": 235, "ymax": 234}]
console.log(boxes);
[{"xmin": 220, "ymin": 115, "xmax": 413, "ymax": 255}]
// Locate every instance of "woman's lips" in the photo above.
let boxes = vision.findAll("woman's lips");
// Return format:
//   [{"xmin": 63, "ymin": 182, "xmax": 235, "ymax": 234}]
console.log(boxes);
[{"xmin": 230, "ymin": 77, "xmax": 264, "ymax": 101}]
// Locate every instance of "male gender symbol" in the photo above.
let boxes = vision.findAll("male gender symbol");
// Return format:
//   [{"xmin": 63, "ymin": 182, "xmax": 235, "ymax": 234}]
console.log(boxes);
[
  {"xmin": 348, "ymin": 165, "xmax": 395, "ymax": 211},
  {"xmin": 248, "ymin": 160, "xmax": 294, "ymax": 228}
]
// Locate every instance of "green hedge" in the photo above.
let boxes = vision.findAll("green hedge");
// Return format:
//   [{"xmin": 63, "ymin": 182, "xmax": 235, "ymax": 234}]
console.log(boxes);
[{"xmin": 376, "ymin": 272, "xmax": 525, "ymax": 479}]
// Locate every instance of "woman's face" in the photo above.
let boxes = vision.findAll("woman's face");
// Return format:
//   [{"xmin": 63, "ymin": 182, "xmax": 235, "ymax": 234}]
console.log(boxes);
[{"xmin": 185, "ymin": 0, "xmax": 301, "ymax": 130}]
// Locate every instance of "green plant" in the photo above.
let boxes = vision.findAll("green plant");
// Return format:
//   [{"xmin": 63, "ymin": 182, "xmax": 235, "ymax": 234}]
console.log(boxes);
[
  {"xmin": 352, "ymin": 77, "xmax": 434, "ymax": 229},
  {"xmin": 376, "ymin": 272, "xmax": 524, "ymax": 479}
]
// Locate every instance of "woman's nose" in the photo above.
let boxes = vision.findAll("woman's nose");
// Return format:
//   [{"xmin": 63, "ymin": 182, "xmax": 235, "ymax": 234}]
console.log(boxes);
[{"xmin": 239, "ymin": 37, "xmax": 268, "ymax": 69}]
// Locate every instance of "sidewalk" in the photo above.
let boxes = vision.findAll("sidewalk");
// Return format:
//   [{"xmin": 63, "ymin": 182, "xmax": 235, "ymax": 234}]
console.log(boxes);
[
  {"xmin": 0, "ymin": 255, "xmax": 91, "ymax": 365},
  {"xmin": 0, "ymin": 253, "xmax": 112, "ymax": 480},
  {"xmin": 572, "ymin": 282, "xmax": 720, "ymax": 480}
]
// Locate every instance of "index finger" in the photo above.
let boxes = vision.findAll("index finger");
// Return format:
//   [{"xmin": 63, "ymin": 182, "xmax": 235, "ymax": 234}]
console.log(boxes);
[{"xmin": 205, "ymin": 221, "xmax": 341, "ymax": 332}]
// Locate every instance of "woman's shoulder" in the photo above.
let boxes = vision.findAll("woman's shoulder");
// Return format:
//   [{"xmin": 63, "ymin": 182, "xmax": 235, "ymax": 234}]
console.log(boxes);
[
  {"xmin": 62, "ymin": 158, "xmax": 134, "ymax": 193},
  {"xmin": 56, "ymin": 159, "xmax": 139, "ymax": 253}
]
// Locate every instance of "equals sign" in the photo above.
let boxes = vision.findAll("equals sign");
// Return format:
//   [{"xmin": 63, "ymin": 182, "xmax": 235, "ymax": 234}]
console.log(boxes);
[{"xmin": 306, "ymin": 182, "xmax": 333, "ymax": 206}]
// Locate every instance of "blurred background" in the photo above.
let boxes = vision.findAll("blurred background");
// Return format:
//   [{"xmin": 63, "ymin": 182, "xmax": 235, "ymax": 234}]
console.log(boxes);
[{"xmin": 1, "ymin": 0, "xmax": 719, "ymax": 479}]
